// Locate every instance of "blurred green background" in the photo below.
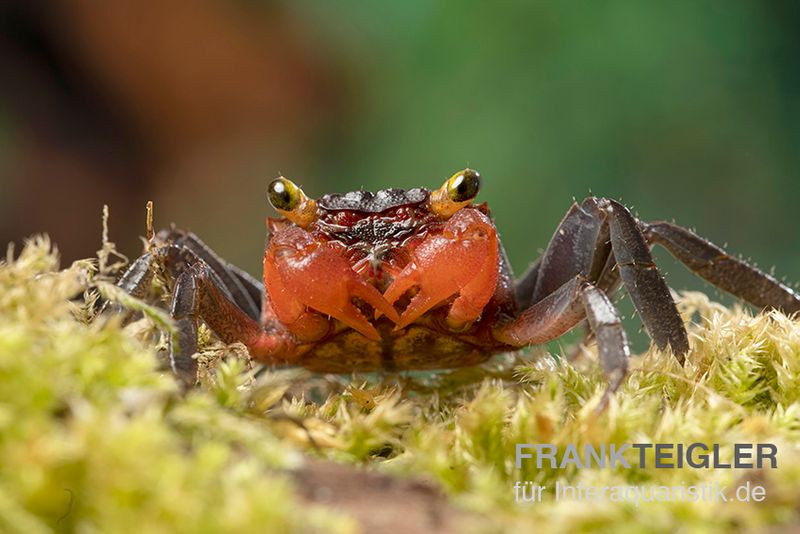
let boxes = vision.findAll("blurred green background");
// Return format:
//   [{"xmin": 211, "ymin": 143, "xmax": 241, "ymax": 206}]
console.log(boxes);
[{"xmin": 1, "ymin": 1, "xmax": 798, "ymax": 346}]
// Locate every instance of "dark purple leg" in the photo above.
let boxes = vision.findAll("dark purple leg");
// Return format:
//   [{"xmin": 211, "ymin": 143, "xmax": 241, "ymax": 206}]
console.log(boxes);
[
  {"xmin": 496, "ymin": 276, "xmax": 629, "ymax": 411},
  {"xmin": 115, "ymin": 252, "xmax": 156, "ymax": 298},
  {"xmin": 516, "ymin": 197, "xmax": 687, "ymax": 361},
  {"xmin": 157, "ymin": 229, "xmax": 261, "ymax": 320},
  {"xmin": 644, "ymin": 221, "xmax": 800, "ymax": 314},
  {"xmin": 526, "ymin": 201, "xmax": 611, "ymax": 304},
  {"xmin": 581, "ymin": 283, "xmax": 629, "ymax": 411},
  {"xmin": 513, "ymin": 258, "xmax": 540, "ymax": 311},
  {"xmin": 169, "ymin": 264, "xmax": 201, "ymax": 384},
  {"xmin": 100, "ymin": 252, "xmax": 158, "ymax": 317},
  {"xmin": 111, "ymin": 229, "xmax": 262, "ymax": 321},
  {"xmin": 596, "ymin": 199, "xmax": 690, "ymax": 361},
  {"xmin": 169, "ymin": 261, "xmax": 297, "ymax": 385},
  {"xmin": 109, "ymin": 229, "xmax": 290, "ymax": 386},
  {"xmin": 504, "ymin": 197, "xmax": 800, "ymax": 411}
]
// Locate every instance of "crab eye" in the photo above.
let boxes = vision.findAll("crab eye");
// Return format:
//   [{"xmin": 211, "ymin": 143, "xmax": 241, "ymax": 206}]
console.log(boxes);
[
  {"xmin": 447, "ymin": 169, "xmax": 481, "ymax": 203},
  {"xmin": 268, "ymin": 178, "xmax": 301, "ymax": 211},
  {"xmin": 430, "ymin": 168, "xmax": 482, "ymax": 218},
  {"xmin": 267, "ymin": 176, "xmax": 318, "ymax": 228}
]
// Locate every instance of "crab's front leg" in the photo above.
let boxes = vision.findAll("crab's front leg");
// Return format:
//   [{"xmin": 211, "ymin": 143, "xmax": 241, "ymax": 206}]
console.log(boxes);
[
  {"xmin": 494, "ymin": 275, "xmax": 629, "ymax": 413},
  {"xmin": 382, "ymin": 208, "xmax": 499, "ymax": 330},
  {"xmin": 111, "ymin": 232, "xmax": 297, "ymax": 386},
  {"xmin": 170, "ymin": 262, "xmax": 298, "ymax": 382},
  {"xmin": 264, "ymin": 224, "xmax": 400, "ymax": 341}
]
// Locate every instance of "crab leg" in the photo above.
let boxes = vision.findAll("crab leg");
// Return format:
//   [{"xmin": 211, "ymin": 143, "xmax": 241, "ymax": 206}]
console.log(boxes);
[
  {"xmin": 513, "ymin": 199, "xmax": 619, "ymax": 359},
  {"xmin": 514, "ymin": 258, "xmax": 541, "ymax": 312},
  {"xmin": 597, "ymin": 198, "xmax": 690, "ymax": 361},
  {"xmin": 106, "ymin": 242, "xmax": 238, "ymax": 317},
  {"xmin": 495, "ymin": 276, "xmax": 629, "ymax": 412},
  {"xmin": 514, "ymin": 197, "xmax": 689, "ymax": 363},
  {"xmin": 528, "ymin": 201, "xmax": 611, "ymax": 304},
  {"xmin": 99, "ymin": 251, "xmax": 158, "ymax": 317},
  {"xmin": 523, "ymin": 195, "xmax": 800, "ymax": 362},
  {"xmin": 644, "ymin": 221, "xmax": 800, "ymax": 314},
  {"xmin": 113, "ymin": 228, "xmax": 263, "ymax": 322},
  {"xmin": 169, "ymin": 264, "xmax": 201, "ymax": 383},
  {"xmin": 516, "ymin": 199, "xmax": 623, "ymax": 309},
  {"xmin": 157, "ymin": 229, "xmax": 261, "ymax": 320},
  {"xmin": 114, "ymin": 252, "xmax": 156, "ymax": 299},
  {"xmin": 110, "ymin": 232, "xmax": 297, "ymax": 385},
  {"xmin": 170, "ymin": 262, "xmax": 297, "ymax": 385}
]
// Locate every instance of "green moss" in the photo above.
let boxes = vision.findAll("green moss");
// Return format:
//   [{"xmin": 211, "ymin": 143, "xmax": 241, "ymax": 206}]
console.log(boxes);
[
  {"xmin": 0, "ymin": 237, "xmax": 353, "ymax": 533},
  {"xmin": 2, "ymin": 236, "xmax": 800, "ymax": 533}
]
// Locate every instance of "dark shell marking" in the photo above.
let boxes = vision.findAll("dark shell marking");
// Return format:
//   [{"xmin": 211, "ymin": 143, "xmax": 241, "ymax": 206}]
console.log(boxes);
[
  {"xmin": 318, "ymin": 188, "xmax": 429, "ymax": 213},
  {"xmin": 319, "ymin": 217, "xmax": 420, "ymax": 246}
]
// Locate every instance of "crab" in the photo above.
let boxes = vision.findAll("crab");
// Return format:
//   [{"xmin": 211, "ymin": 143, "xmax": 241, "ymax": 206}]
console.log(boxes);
[{"xmin": 115, "ymin": 169, "xmax": 800, "ymax": 407}]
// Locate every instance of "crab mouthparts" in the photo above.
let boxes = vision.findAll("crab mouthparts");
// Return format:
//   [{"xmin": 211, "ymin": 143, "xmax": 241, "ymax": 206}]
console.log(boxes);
[{"xmin": 350, "ymin": 246, "xmax": 405, "ymax": 293}]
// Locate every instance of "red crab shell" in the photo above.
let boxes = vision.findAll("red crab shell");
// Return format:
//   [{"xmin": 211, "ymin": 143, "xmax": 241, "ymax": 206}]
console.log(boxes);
[{"xmin": 259, "ymin": 187, "xmax": 516, "ymax": 372}]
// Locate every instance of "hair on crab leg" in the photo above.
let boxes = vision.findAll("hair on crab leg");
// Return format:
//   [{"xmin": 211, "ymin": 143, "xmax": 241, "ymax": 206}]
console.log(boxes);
[
  {"xmin": 580, "ymin": 283, "xmax": 629, "ymax": 414},
  {"xmin": 597, "ymin": 198, "xmax": 690, "ymax": 362},
  {"xmin": 644, "ymin": 221, "xmax": 800, "ymax": 314}
]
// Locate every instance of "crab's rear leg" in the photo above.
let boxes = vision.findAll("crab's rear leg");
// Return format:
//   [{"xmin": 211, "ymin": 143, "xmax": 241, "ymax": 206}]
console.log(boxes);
[
  {"xmin": 644, "ymin": 221, "xmax": 800, "ymax": 314},
  {"xmin": 496, "ymin": 276, "xmax": 629, "ymax": 412}
]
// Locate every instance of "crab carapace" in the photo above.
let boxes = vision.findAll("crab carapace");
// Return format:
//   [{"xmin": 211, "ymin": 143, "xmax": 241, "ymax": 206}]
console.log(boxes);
[{"xmin": 115, "ymin": 169, "xmax": 800, "ymax": 408}]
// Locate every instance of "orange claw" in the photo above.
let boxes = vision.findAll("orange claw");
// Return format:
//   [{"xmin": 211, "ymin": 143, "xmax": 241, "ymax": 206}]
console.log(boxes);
[
  {"xmin": 382, "ymin": 208, "xmax": 499, "ymax": 330},
  {"xmin": 264, "ymin": 226, "xmax": 399, "ymax": 341}
]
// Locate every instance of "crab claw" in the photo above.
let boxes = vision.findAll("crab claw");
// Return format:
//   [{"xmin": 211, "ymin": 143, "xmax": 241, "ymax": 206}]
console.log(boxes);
[
  {"xmin": 382, "ymin": 208, "xmax": 499, "ymax": 330},
  {"xmin": 264, "ymin": 226, "xmax": 399, "ymax": 341}
]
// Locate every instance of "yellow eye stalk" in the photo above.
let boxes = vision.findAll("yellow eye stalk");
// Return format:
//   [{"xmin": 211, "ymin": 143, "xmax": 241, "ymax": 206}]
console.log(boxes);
[
  {"xmin": 430, "ymin": 168, "xmax": 482, "ymax": 218},
  {"xmin": 267, "ymin": 177, "xmax": 318, "ymax": 228}
]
